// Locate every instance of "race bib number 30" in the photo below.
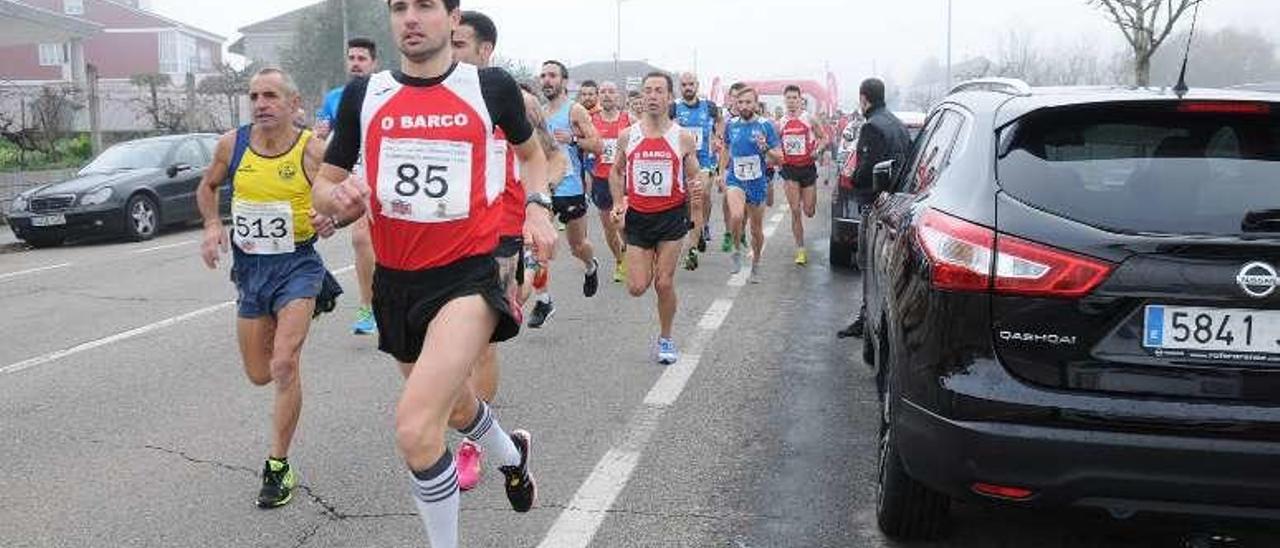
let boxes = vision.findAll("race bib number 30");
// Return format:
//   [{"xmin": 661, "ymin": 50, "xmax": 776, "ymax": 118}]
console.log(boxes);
[
  {"xmin": 732, "ymin": 156, "xmax": 763, "ymax": 181},
  {"xmin": 377, "ymin": 138, "xmax": 472, "ymax": 224},
  {"xmin": 783, "ymin": 134, "xmax": 807, "ymax": 156},
  {"xmin": 232, "ymin": 200, "xmax": 294, "ymax": 255},
  {"xmin": 632, "ymin": 159, "xmax": 674, "ymax": 197}
]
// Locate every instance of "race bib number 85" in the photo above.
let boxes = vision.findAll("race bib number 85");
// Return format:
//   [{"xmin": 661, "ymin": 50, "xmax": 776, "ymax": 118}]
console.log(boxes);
[
  {"xmin": 232, "ymin": 200, "xmax": 294, "ymax": 255},
  {"xmin": 632, "ymin": 159, "xmax": 674, "ymax": 197},
  {"xmin": 378, "ymin": 138, "xmax": 472, "ymax": 223}
]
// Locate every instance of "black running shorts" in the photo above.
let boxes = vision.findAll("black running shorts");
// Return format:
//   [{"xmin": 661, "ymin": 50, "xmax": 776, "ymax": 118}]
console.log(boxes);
[
  {"xmin": 780, "ymin": 164, "xmax": 819, "ymax": 188},
  {"xmin": 372, "ymin": 254, "xmax": 520, "ymax": 364},
  {"xmin": 624, "ymin": 204, "xmax": 689, "ymax": 250},
  {"xmin": 552, "ymin": 195, "xmax": 589, "ymax": 224}
]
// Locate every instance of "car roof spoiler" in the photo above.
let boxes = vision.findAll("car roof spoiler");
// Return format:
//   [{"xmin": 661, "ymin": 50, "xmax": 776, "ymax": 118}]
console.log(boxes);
[{"xmin": 949, "ymin": 78, "xmax": 1033, "ymax": 97}]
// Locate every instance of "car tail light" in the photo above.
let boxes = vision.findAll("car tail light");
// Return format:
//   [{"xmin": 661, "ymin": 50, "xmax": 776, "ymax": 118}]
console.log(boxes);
[
  {"xmin": 993, "ymin": 234, "xmax": 1114, "ymax": 298},
  {"xmin": 972, "ymin": 482, "xmax": 1035, "ymax": 501},
  {"xmin": 1177, "ymin": 101, "xmax": 1271, "ymax": 115},
  {"xmin": 917, "ymin": 209, "xmax": 1113, "ymax": 297},
  {"xmin": 918, "ymin": 209, "xmax": 994, "ymax": 292}
]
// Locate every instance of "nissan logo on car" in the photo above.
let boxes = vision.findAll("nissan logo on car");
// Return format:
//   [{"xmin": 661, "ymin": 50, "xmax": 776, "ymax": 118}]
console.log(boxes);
[{"xmin": 1236, "ymin": 262, "xmax": 1279, "ymax": 298}]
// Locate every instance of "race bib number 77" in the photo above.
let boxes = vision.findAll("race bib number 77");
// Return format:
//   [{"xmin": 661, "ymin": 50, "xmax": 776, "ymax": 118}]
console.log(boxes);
[{"xmin": 377, "ymin": 138, "xmax": 472, "ymax": 224}]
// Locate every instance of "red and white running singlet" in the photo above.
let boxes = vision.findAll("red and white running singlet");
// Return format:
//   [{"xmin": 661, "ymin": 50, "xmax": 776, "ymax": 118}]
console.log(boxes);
[
  {"xmin": 779, "ymin": 113, "xmax": 818, "ymax": 167},
  {"xmin": 491, "ymin": 126, "xmax": 524, "ymax": 239},
  {"xmin": 591, "ymin": 111, "xmax": 631, "ymax": 180},
  {"xmin": 353, "ymin": 66, "xmax": 508, "ymax": 270},
  {"xmin": 623, "ymin": 123, "xmax": 687, "ymax": 213}
]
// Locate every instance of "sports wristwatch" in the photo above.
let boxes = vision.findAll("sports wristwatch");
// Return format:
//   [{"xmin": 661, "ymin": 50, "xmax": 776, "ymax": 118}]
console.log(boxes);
[{"xmin": 526, "ymin": 192, "xmax": 554, "ymax": 212}]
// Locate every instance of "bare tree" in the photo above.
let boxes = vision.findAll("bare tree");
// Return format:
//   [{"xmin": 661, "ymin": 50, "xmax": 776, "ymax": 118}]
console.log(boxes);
[
  {"xmin": 130, "ymin": 72, "xmax": 173, "ymax": 131},
  {"xmin": 198, "ymin": 62, "xmax": 257, "ymax": 128},
  {"xmin": 1088, "ymin": 0, "xmax": 1206, "ymax": 86}
]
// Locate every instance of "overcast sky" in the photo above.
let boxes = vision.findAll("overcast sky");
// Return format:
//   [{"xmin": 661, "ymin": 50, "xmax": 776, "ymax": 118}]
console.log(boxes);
[{"xmin": 151, "ymin": 0, "xmax": 1279, "ymax": 107}]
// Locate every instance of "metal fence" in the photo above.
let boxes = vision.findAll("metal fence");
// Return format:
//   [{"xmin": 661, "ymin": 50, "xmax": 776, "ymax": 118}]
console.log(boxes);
[{"xmin": 0, "ymin": 169, "xmax": 78, "ymax": 223}]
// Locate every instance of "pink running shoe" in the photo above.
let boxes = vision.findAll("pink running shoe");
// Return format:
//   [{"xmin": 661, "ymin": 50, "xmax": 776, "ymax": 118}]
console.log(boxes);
[{"xmin": 457, "ymin": 439, "xmax": 484, "ymax": 492}]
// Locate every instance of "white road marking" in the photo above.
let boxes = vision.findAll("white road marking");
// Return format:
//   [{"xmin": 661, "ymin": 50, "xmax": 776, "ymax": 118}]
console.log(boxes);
[
  {"xmin": 0, "ymin": 264, "xmax": 356, "ymax": 376},
  {"xmin": 538, "ymin": 208, "xmax": 787, "ymax": 547},
  {"xmin": 131, "ymin": 240, "xmax": 196, "ymax": 254},
  {"xmin": 0, "ymin": 263, "xmax": 71, "ymax": 282}
]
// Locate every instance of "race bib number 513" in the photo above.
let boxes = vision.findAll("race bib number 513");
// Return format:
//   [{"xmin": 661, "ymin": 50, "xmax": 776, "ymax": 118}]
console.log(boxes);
[
  {"xmin": 377, "ymin": 138, "xmax": 472, "ymax": 223},
  {"xmin": 232, "ymin": 199, "xmax": 294, "ymax": 255}
]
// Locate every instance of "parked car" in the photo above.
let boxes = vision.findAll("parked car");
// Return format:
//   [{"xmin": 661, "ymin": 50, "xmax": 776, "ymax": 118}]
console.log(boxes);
[
  {"xmin": 862, "ymin": 78, "xmax": 1280, "ymax": 540},
  {"xmin": 6, "ymin": 134, "xmax": 229, "ymax": 247},
  {"xmin": 828, "ymin": 111, "xmax": 924, "ymax": 267}
]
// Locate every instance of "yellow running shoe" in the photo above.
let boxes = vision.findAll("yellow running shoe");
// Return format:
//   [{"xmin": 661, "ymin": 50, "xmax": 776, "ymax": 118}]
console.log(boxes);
[
  {"xmin": 795, "ymin": 248, "xmax": 808, "ymax": 266},
  {"xmin": 613, "ymin": 260, "xmax": 626, "ymax": 283}
]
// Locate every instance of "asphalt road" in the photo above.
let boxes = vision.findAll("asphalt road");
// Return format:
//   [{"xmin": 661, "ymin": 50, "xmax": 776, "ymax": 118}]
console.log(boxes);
[{"xmin": 1, "ymin": 193, "xmax": 1278, "ymax": 548}]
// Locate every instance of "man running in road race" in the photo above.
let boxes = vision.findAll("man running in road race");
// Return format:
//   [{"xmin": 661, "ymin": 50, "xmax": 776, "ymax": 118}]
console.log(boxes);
[
  {"xmin": 449, "ymin": 8, "xmax": 567, "ymax": 493},
  {"xmin": 314, "ymin": 37, "xmax": 381, "ymax": 336},
  {"xmin": 719, "ymin": 87, "xmax": 781, "ymax": 283},
  {"xmin": 672, "ymin": 71, "xmax": 722, "ymax": 271},
  {"xmin": 530, "ymin": 59, "xmax": 603, "ymax": 328},
  {"xmin": 719, "ymin": 81, "xmax": 747, "ymax": 253},
  {"xmin": 312, "ymin": 1, "xmax": 558, "ymax": 546},
  {"xmin": 609, "ymin": 71, "xmax": 702, "ymax": 365},
  {"xmin": 778, "ymin": 84, "xmax": 829, "ymax": 266},
  {"xmin": 196, "ymin": 68, "xmax": 338, "ymax": 509},
  {"xmin": 588, "ymin": 80, "xmax": 631, "ymax": 283}
]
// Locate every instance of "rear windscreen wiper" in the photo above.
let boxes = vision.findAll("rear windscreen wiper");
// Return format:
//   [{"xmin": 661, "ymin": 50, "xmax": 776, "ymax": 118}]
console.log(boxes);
[{"xmin": 1241, "ymin": 209, "xmax": 1280, "ymax": 232}]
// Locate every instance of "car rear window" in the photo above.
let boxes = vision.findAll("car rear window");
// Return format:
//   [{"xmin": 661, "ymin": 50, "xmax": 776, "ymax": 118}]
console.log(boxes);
[{"xmin": 997, "ymin": 101, "xmax": 1280, "ymax": 236}]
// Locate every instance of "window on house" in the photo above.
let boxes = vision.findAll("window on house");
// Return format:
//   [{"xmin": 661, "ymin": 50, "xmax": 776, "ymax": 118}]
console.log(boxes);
[
  {"xmin": 63, "ymin": 0, "xmax": 84, "ymax": 15},
  {"xmin": 38, "ymin": 43, "xmax": 65, "ymax": 67},
  {"xmin": 198, "ymin": 45, "xmax": 213, "ymax": 72},
  {"xmin": 160, "ymin": 31, "xmax": 203, "ymax": 75}
]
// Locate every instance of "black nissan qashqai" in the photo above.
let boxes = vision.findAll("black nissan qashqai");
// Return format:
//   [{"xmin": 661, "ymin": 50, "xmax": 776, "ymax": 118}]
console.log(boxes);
[{"xmin": 861, "ymin": 78, "xmax": 1280, "ymax": 540}]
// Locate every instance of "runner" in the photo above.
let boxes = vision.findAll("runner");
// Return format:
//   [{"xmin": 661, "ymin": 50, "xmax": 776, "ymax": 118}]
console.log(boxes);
[
  {"xmin": 609, "ymin": 71, "xmax": 702, "ymax": 365},
  {"xmin": 778, "ymin": 84, "xmax": 829, "ymax": 266},
  {"xmin": 718, "ymin": 82, "xmax": 747, "ymax": 253},
  {"xmin": 627, "ymin": 89, "xmax": 645, "ymax": 120},
  {"xmin": 314, "ymin": 38, "xmax": 379, "ymax": 335},
  {"xmin": 719, "ymin": 87, "xmax": 781, "ymax": 283},
  {"xmin": 313, "ymin": 1, "xmax": 557, "ymax": 545},
  {"xmin": 672, "ymin": 72, "xmax": 722, "ymax": 271},
  {"xmin": 577, "ymin": 79, "xmax": 601, "ymax": 115},
  {"xmin": 588, "ymin": 80, "xmax": 631, "ymax": 283},
  {"xmin": 530, "ymin": 59, "xmax": 603, "ymax": 328},
  {"xmin": 196, "ymin": 68, "xmax": 339, "ymax": 509},
  {"xmin": 449, "ymin": 9, "xmax": 567, "ymax": 493}
]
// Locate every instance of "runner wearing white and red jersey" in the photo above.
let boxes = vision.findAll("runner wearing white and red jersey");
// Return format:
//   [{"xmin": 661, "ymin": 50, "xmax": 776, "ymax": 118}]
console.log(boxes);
[
  {"xmin": 588, "ymin": 81, "xmax": 631, "ymax": 283},
  {"xmin": 312, "ymin": 1, "xmax": 557, "ymax": 546},
  {"xmin": 609, "ymin": 72, "xmax": 702, "ymax": 365},
  {"xmin": 778, "ymin": 84, "xmax": 829, "ymax": 265}
]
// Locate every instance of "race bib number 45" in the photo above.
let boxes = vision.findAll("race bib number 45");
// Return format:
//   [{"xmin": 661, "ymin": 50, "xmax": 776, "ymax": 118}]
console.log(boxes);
[
  {"xmin": 232, "ymin": 200, "xmax": 294, "ymax": 255},
  {"xmin": 378, "ymin": 138, "xmax": 472, "ymax": 224},
  {"xmin": 632, "ymin": 159, "xmax": 674, "ymax": 197},
  {"xmin": 732, "ymin": 156, "xmax": 763, "ymax": 181},
  {"xmin": 601, "ymin": 139, "xmax": 619, "ymax": 164}
]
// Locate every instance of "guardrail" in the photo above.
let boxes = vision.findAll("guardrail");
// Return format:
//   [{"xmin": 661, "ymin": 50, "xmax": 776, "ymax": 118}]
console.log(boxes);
[{"xmin": 0, "ymin": 169, "xmax": 78, "ymax": 224}]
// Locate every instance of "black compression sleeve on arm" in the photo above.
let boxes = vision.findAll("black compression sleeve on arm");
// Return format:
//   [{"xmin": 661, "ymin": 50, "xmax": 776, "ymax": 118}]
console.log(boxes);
[
  {"xmin": 480, "ymin": 67, "xmax": 533, "ymax": 146},
  {"xmin": 322, "ymin": 76, "xmax": 369, "ymax": 170}
]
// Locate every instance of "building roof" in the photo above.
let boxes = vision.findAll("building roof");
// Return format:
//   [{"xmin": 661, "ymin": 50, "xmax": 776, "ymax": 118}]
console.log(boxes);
[
  {"xmin": 567, "ymin": 60, "xmax": 670, "ymax": 88},
  {"xmin": 0, "ymin": 0, "xmax": 102, "ymax": 47},
  {"xmin": 237, "ymin": 1, "xmax": 324, "ymax": 34},
  {"xmin": 101, "ymin": 0, "xmax": 226, "ymax": 43}
]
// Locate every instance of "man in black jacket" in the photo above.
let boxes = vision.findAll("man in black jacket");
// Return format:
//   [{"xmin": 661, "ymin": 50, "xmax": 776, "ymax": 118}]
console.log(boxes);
[{"xmin": 838, "ymin": 78, "xmax": 911, "ymax": 339}]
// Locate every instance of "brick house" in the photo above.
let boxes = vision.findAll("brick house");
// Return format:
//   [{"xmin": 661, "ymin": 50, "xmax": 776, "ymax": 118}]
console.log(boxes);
[{"xmin": 0, "ymin": 0, "xmax": 225, "ymax": 83}]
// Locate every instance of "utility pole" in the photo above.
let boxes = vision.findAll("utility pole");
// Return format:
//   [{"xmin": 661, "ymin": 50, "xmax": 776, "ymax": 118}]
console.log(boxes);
[
  {"xmin": 614, "ymin": 0, "xmax": 622, "ymax": 83},
  {"xmin": 341, "ymin": 0, "xmax": 350, "ymax": 53},
  {"xmin": 946, "ymin": 0, "xmax": 953, "ymax": 87}
]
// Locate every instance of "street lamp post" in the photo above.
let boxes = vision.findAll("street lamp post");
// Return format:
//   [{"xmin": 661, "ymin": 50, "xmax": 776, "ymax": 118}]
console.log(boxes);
[
  {"xmin": 946, "ymin": 0, "xmax": 953, "ymax": 87},
  {"xmin": 615, "ymin": 0, "xmax": 622, "ymax": 84}
]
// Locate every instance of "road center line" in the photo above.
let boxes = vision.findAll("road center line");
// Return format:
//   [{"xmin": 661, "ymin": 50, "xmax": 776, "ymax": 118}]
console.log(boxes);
[
  {"xmin": 0, "ymin": 263, "xmax": 72, "ymax": 282},
  {"xmin": 538, "ymin": 209, "xmax": 786, "ymax": 547},
  {"xmin": 0, "ymin": 264, "xmax": 356, "ymax": 377},
  {"xmin": 131, "ymin": 240, "xmax": 196, "ymax": 254}
]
